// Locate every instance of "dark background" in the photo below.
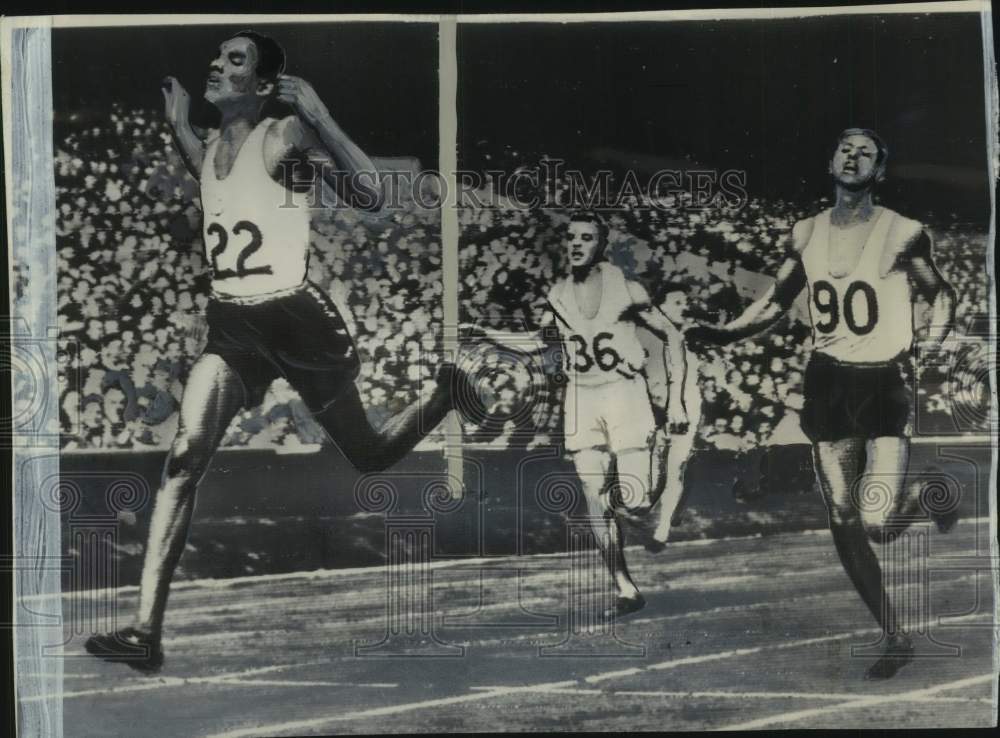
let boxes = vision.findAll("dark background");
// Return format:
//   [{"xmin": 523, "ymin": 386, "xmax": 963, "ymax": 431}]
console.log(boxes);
[
  {"xmin": 458, "ymin": 12, "xmax": 991, "ymax": 219},
  {"xmin": 52, "ymin": 22, "xmax": 440, "ymax": 167}
]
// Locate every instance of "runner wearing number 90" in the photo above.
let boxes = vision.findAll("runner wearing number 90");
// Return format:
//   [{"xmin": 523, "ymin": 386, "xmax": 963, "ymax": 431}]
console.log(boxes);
[
  {"xmin": 470, "ymin": 211, "xmax": 691, "ymax": 618},
  {"xmin": 86, "ymin": 31, "xmax": 476, "ymax": 672},
  {"xmin": 686, "ymin": 128, "xmax": 957, "ymax": 680}
]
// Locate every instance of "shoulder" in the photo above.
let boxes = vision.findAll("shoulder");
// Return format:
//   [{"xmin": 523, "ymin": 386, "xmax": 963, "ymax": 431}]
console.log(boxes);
[
  {"xmin": 885, "ymin": 209, "xmax": 927, "ymax": 260},
  {"xmin": 887, "ymin": 210, "xmax": 925, "ymax": 245},
  {"xmin": 624, "ymin": 278, "xmax": 651, "ymax": 306},
  {"xmin": 547, "ymin": 278, "xmax": 567, "ymax": 302},
  {"xmin": 266, "ymin": 116, "xmax": 308, "ymax": 151},
  {"xmin": 789, "ymin": 212, "xmax": 821, "ymax": 254}
]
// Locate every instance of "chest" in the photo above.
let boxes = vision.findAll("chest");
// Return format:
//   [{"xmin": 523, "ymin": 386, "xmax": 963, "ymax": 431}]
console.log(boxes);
[
  {"xmin": 571, "ymin": 272, "xmax": 604, "ymax": 320},
  {"xmin": 209, "ymin": 126, "xmax": 285, "ymax": 181},
  {"xmin": 826, "ymin": 220, "xmax": 878, "ymax": 278}
]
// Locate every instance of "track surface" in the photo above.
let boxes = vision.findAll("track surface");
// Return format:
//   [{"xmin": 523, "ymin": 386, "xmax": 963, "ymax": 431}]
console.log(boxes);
[{"xmin": 47, "ymin": 518, "xmax": 998, "ymax": 735}]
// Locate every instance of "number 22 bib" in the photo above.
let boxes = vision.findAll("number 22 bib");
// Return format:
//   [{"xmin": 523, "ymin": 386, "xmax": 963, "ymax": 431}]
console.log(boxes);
[{"xmin": 200, "ymin": 118, "xmax": 311, "ymax": 298}]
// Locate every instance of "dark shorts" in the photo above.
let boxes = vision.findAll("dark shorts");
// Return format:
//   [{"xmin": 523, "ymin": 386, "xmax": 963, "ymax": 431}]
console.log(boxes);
[
  {"xmin": 204, "ymin": 282, "xmax": 361, "ymax": 411},
  {"xmin": 801, "ymin": 351, "xmax": 913, "ymax": 443}
]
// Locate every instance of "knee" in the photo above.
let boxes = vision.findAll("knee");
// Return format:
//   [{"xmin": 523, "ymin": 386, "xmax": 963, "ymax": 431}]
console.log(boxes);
[
  {"xmin": 827, "ymin": 502, "xmax": 861, "ymax": 529},
  {"xmin": 164, "ymin": 432, "xmax": 214, "ymax": 486}
]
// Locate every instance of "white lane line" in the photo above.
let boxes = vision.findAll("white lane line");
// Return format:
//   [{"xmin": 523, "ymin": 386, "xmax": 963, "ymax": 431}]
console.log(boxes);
[
  {"xmin": 25, "ymin": 673, "xmax": 103, "ymax": 679},
  {"xmin": 60, "ymin": 562, "xmax": 870, "ymax": 653},
  {"xmin": 585, "ymin": 668, "xmax": 645, "ymax": 684},
  {"xmin": 614, "ymin": 689, "xmax": 993, "ymax": 704},
  {"xmin": 213, "ymin": 679, "xmax": 398, "ymax": 689},
  {"xmin": 204, "ymin": 680, "xmax": 581, "ymax": 738},
  {"xmin": 453, "ymin": 569, "xmax": 987, "ymax": 650},
  {"xmin": 24, "ymin": 517, "xmax": 990, "ymax": 604},
  {"xmin": 716, "ymin": 673, "xmax": 997, "ymax": 731},
  {"xmin": 470, "ymin": 686, "xmax": 992, "ymax": 704},
  {"xmin": 21, "ymin": 661, "xmax": 332, "ymax": 702},
  {"xmin": 205, "ymin": 613, "xmax": 993, "ymax": 737}
]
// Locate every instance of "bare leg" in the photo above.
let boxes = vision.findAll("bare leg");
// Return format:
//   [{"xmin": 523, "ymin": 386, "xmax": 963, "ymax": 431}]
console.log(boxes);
[
  {"xmin": 859, "ymin": 436, "xmax": 913, "ymax": 543},
  {"xmin": 814, "ymin": 439, "xmax": 899, "ymax": 634},
  {"xmin": 135, "ymin": 354, "xmax": 244, "ymax": 637},
  {"xmin": 575, "ymin": 449, "xmax": 641, "ymax": 602},
  {"xmin": 652, "ymin": 431, "xmax": 696, "ymax": 544},
  {"xmin": 311, "ymin": 371, "xmax": 460, "ymax": 473}
]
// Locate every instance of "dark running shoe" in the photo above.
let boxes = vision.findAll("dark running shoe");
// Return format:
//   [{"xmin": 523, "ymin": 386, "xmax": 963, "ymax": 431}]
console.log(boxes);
[
  {"xmin": 85, "ymin": 627, "xmax": 164, "ymax": 674},
  {"xmin": 864, "ymin": 633, "xmax": 914, "ymax": 680},
  {"xmin": 916, "ymin": 466, "xmax": 961, "ymax": 534},
  {"xmin": 603, "ymin": 593, "xmax": 646, "ymax": 620},
  {"xmin": 644, "ymin": 537, "xmax": 667, "ymax": 554}
]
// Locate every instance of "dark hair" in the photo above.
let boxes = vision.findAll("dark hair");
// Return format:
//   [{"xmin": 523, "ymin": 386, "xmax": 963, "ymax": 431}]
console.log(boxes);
[
  {"xmin": 834, "ymin": 128, "xmax": 889, "ymax": 166},
  {"xmin": 232, "ymin": 31, "xmax": 286, "ymax": 82},
  {"xmin": 658, "ymin": 280, "xmax": 689, "ymax": 298},
  {"xmin": 567, "ymin": 209, "xmax": 609, "ymax": 249}
]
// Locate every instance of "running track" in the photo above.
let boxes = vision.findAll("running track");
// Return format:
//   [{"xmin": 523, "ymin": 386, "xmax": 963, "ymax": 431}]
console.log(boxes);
[{"xmin": 43, "ymin": 518, "xmax": 999, "ymax": 734}]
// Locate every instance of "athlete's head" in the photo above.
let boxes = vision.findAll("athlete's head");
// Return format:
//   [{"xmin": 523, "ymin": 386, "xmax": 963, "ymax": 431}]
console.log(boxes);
[
  {"xmin": 657, "ymin": 281, "xmax": 690, "ymax": 325},
  {"xmin": 829, "ymin": 128, "xmax": 888, "ymax": 190},
  {"xmin": 205, "ymin": 31, "xmax": 286, "ymax": 108},
  {"xmin": 565, "ymin": 210, "xmax": 608, "ymax": 269}
]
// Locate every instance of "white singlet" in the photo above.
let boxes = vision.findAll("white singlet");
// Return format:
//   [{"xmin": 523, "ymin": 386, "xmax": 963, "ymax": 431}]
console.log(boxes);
[
  {"xmin": 547, "ymin": 262, "xmax": 649, "ymax": 387},
  {"xmin": 801, "ymin": 207, "xmax": 915, "ymax": 364},
  {"xmin": 200, "ymin": 118, "xmax": 311, "ymax": 298}
]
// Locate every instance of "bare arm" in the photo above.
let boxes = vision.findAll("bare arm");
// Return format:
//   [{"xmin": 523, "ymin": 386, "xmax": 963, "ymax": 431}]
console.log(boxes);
[
  {"xmin": 904, "ymin": 230, "xmax": 956, "ymax": 345},
  {"xmin": 687, "ymin": 220, "xmax": 810, "ymax": 346},
  {"xmin": 276, "ymin": 75, "xmax": 384, "ymax": 212},
  {"xmin": 161, "ymin": 77, "xmax": 204, "ymax": 177},
  {"xmin": 460, "ymin": 310, "xmax": 556, "ymax": 356},
  {"xmin": 620, "ymin": 283, "xmax": 689, "ymax": 431}
]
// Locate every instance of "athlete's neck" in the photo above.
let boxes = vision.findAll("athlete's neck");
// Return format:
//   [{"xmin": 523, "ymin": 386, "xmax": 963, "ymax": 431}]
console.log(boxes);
[
  {"xmin": 571, "ymin": 260, "xmax": 601, "ymax": 284},
  {"xmin": 216, "ymin": 102, "xmax": 263, "ymax": 136},
  {"xmin": 831, "ymin": 186, "xmax": 876, "ymax": 226}
]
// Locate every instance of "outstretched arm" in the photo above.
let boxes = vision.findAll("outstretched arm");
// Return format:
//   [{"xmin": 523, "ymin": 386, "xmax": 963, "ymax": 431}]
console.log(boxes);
[
  {"xmin": 620, "ymin": 283, "xmax": 689, "ymax": 432},
  {"xmin": 161, "ymin": 77, "xmax": 204, "ymax": 177},
  {"xmin": 904, "ymin": 230, "xmax": 956, "ymax": 345},
  {"xmin": 276, "ymin": 75, "xmax": 384, "ymax": 212},
  {"xmin": 687, "ymin": 219, "xmax": 811, "ymax": 346},
  {"xmin": 461, "ymin": 311, "xmax": 556, "ymax": 357}
]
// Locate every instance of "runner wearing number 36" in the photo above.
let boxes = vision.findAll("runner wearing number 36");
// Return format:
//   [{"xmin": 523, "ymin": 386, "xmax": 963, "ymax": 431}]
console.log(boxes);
[
  {"xmin": 469, "ymin": 210, "xmax": 691, "ymax": 618},
  {"xmin": 86, "ymin": 31, "xmax": 476, "ymax": 672},
  {"xmin": 687, "ymin": 128, "xmax": 957, "ymax": 680}
]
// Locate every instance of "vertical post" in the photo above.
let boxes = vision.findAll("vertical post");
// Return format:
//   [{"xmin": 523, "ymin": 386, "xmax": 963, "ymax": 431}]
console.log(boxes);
[{"xmin": 439, "ymin": 14, "xmax": 464, "ymax": 500}]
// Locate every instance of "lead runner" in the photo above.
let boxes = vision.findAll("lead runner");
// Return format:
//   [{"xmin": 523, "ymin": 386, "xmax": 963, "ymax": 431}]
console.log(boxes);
[
  {"xmin": 86, "ymin": 31, "xmax": 474, "ymax": 672},
  {"xmin": 688, "ymin": 128, "xmax": 957, "ymax": 680}
]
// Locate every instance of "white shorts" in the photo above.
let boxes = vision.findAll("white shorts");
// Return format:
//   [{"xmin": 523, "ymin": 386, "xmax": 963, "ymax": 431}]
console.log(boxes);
[{"xmin": 563, "ymin": 376, "xmax": 657, "ymax": 454}]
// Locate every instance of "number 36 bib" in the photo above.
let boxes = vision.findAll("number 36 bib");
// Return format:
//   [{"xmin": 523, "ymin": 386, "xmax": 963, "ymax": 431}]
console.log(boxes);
[
  {"xmin": 547, "ymin": 262, "xmax": 648, "ymax": 387},
  {"xmin": 200, "ymin": 119, "xmax": 311, "ymax": 298},
  {"xmin": 801, "ymin": 207, "xmax": 915, "ymax": 364}
]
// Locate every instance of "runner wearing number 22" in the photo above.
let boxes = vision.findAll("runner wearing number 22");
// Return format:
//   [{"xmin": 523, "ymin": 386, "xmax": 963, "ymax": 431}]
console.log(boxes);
[
  {"xmin": 471, "ymin": 211, "xmax": 691, "ymax": 618},
  {"xmin": 687, "ymin": 128, "xmax": 957, "ymax": 680},
  {"xmin": 86, "ymin": 31, "xmax": 476, "ymax": 672}
]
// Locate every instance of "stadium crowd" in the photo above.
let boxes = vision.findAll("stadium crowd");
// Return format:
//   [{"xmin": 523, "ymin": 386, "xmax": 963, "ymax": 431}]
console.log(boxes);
[{"xmin": 51, "ymin": 111, "xmax": 990, "ymax": 452}]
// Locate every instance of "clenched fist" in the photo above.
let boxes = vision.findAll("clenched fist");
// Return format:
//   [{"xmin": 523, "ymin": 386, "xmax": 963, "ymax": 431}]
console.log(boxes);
[
  {"xmin": 275, "ymin": 75, "xmax": 329, "ymax": 126},
  {"xmin": 161, "ymin": 76, "xmax": 191, "ymax": 129}
]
